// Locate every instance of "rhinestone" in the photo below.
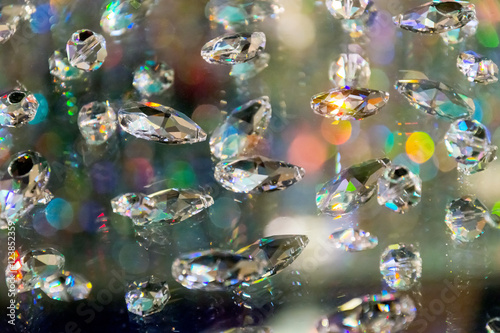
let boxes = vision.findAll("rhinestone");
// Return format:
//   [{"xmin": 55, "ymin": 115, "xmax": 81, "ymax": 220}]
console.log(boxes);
[
  {"xmin": 329, "ymin": 228, "xmax": 378, "ymax": 252},
  {"xmin": 487, "ymin": 317, "xmax": 500, "ymax": 333},
  {"xmin": 230, "ymin": 52, "xmax": 270, "ymax": 80},
  {"xmin": 125, "ymin": 275, "xmax": 170, "ymax": 317},
  {"xmin": 445, "ymin": 196, "xmax": 492, "ymax": 243},
  {"xmin": 214, "ymin": 155, "xmax": 305, "ymax": 193},
  {"xmin": 329, "ymin": 53, "xmax": 371, "ymax": 88},
  {"xmin": 440, "ymin": 18, "xmax": 478, "ymax": 45},
  {"xmin": 457, "ymin": 50, "xmax": 498, "ymax": 84},
  {"xmin": 111, "ymin": 193, "xmax": 159, "ymax": 225},
  {"xmin": 201, "ymin": 32, "xmax": 266, "ymax": 65},
  {"xmin": 49, "ymin": 50, "xmax": 85, "ymax": 81},
  {"xmin": 380, "ymin": 243, "xmax": 422, "ymax": 290},
  {"xmin": 77, "ymin": 101, "xmax": 117, "ymax": 145},
  {"xmin": 0, "ymin": 89, "xmax": 38, "ymax": 127},
  {"xmin": 325, "ymin": 0, "xmax": 369, "ymax": 20},
  {"xmin": 101, "ymin": 0, "xmax": 156, "ymax": 36},
  {"xmin": 377, "ymin": 165, "xmax": 422, "ymax": 214},
  {"xmin": 206, "ymin": 0, "xmax": 283, "ymax": 29},
  {"xmin": 133, "ymin": 60, "xmax": 174, "ymax": 97},
  {"xmin": 41, "ymin": 270, "xmax": 92, "ymax": 302},
  {"xmin": 118, "ymin": 101, "xmax": 207, "ymax": 144},
  {"xmin": 66, "ymin": 29, "xmax": 107, "ymax": 71}
]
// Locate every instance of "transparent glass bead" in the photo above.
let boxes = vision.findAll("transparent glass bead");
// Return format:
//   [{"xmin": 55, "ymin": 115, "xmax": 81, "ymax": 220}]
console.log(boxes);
[
  {"xmin": 325, "ymin": 0, "xmax": 370, "ymax": 20},
  {"xmin": 111, "ymin": 193, "xmax": 158, "ymax": 225},
  {"xmin": 201, "ymin": 32, "xmax": 266, "ymax": 65},
  {"xmin": 133, "ymin": 60, "xmax": 174, "ymax": 97},
  {"xmin": 77, "ymin": 101, "xmax": 117, "ymax": 145},
  {"xmin": 329, "ymin": 53, "xmax": 371, "ymax": 88},
  {"xmin": 41, "ymin": 270, "xmax": 92, "ymax": 302},
  {"xmin": 125, "ymin": 275, "xmax": 170, "ymax": 317},
  {"xmin": 457, "ymin": 50, "xmax": 498, "ymax": 84},
  {"xmin": 0, "ymin": 5, "xmax": 30, "ymax": 43},
  {"xmin": 329, "ymin": 228, "xmax": 378, "ymax": 252},
  {"xmin": 380, "ymin": 243, "xmax": 422, "ymax": 290},
  {"xmin": 0, "ymin": 89, "xmax": 38, "ymax": 127},
  {"xmin": 445, "ymin": 196, "xmax": 492, "ymax": 243},
  {"xmin": 66, "ymin": 29, "xmax": 107, "ymax": 71},
  {"xmin": 101, "ymin": 0, "xmax": 157, "ymax": 36},
  {"xmin": 49, "ymin": 50, "xmax": 85, "ymax": 81},
  {"xmin": 377, "ymin": 165, "xmax": 422, "ymax": 214}
]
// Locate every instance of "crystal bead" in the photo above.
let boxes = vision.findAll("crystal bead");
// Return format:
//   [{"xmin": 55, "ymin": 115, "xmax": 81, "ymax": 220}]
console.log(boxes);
[
  {"xmin": 206, "ymin": 0, "xmax": 283, "ymax": 29},
  {"xmin": 77, "ymin": 101, "xmax": 117, "ymax": 145},
  {"xmin": 0, "ymin": 89, "xmax": 39, "ymax": 127},
  {"xmin": 111, "ymin": 193, "xmax": 158, "ymax": 225},
  {"xmin": 222, "ymin": 328, "xmax": 273, "ymax": 333},
  {"xmin": 101, "ymin": 0, "xmax": 156, "ymax": 36},
  {"xmin": 445, "ymin": 196, "xmax": 492, "ymax": 243},
  {"xmin": 377, "ymin": 165, "xmax": 421, "ymax": 214},
  {"xmin": 393, "ymin": 1, "xmax": 476, "ymax": 34},
  {"xmin": 41, "ymin": 270, "xmax": 92, "ymax": 302},
  {"xmin": 201, "ymin": 32, "xmax": 266, "ymax": 65},
  {"xmin": 210, "ymin": 96, "xmax": 272, "ymax": 160},
  {"xmin": 118, "ymin": 101, "xmax": 207, "ymax": 144},
  {"xmin": 133, "ymin": 60, "xmax": 174, "ymax": 97},
  {"xmin": 329, "ymin": 228, "xmax": 378, "ymax": 252},
  {"xmin": 487, "ymin": 317, "xmax": 500, "ymax": 333},
  {"xmin": 440, "ymin": 18, "xmax": 478, "ymax": 45},
  {"xmin": 5, "ymin": 248, "xmax": 65, "ymax": 294},
  {"xmin": 172, "ymin": 250, "xmax": 266, "ymax": 291},
  {"xmin": 329, "ymin": 53, "xmax": 371, "ymax": 88},
  {"xmin": 49, "ymin": 50, "xmax": 85, "ymax": 81},
  {"xmin": 457, "ymin": 51, "xmax": 498, "ymax": 84},
  {"xmin": 340, "ymin": 4, "xmax": 377, "ymax": 38},
  {"xmin": 0, "ymin": 5, "xmax": 29, "ymax": 43},
  {"xmin": 444, "ymin": 119, "xmax": 497, "ymax": 175},
  {"xmin": 8, "ymin": 150, "xmax": 51, "ymax": 200},
  {"xmin": 380, "ymin": 243, "xmax": 422, "ymax": 290},
  {"xmin": 325, "ymin": 0, "xmax": 369, "ymax": 20},
  {"xmin": 230, "ymin": 52, "xmax": 270, "ymax": 80},
  {"xmin": 125, "ymin": 275, "xmax": 170, "ymax": 317},
  {"xmin": 66, "ymin": 29, "xmax": 107, "ymax": 71},
  {"xmin": 214, "ymin": 155, "xmax": 305, "ymax": 193},
  {"xmin": 310, "ymin": 87, "xmax": 389, "ymax": 120},
  {"xmin": 316, "ymin": 158, "xmax": 390, "ymax": 217}
]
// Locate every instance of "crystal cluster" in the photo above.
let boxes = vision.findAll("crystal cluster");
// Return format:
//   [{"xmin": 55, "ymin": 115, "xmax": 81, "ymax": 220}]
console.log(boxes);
[
  {"xmin": 101, "ymin": 0, "xmax": 157, "ymax": 36},
  {"xmin": 66, "ymin": 29, "xmax": 107, "ymax": 71},
  {"xmin": 201, "ymin": 32, "xmax": 266, "ymax": 65},
  {"xmin": 125, "ymin": 275, "xmax": 170, "ymax": 317},
  {"xmin": 377, "ymin": 165, "xmax": 422, "ymax": 214},
  {"xmin": 380, "ymin": 243, "xmax": 422, "ymax": 290},
  {"xmin": 457, "ymin": 51, "xmax": 498, "ymax": 84},
  {"xmin": 329, "ymin": 53, "xmax": 371, "ymax": 88},
  {"xmin": 77, "ymin": 101, "xmax": 117, "ymax": 145},
  {"xmin": 0, "ymin": 88, "xmax": 39, "ymax": 127},
  {"xmin": 133, "ymin": 60, "xmax": 175, "ymax": 97},
  {"xmin": 329, "ymin": 228, "xmax": 378, "ymax": 252},
  {"xmin": 205, "ymin": 0, "xmax": 283, "ymax": 29},
  {"xmin": 445, "ymin": 196, "xmax": 493, "ymax": 243}
]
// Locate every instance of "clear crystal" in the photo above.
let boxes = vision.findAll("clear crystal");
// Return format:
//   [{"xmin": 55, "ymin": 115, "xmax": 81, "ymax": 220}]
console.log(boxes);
[
  {"xmin": 125, "ymin": 275, "xmax": 170, "ymax": 317},
  {"xmin": 206, "ymin": 0, "xmax": 283, "ymax": 28},
  {"xmin": 380, "ymin": 243, "xmax": 422, "ymax": 290},
  {"xmin": 214, "ymin": 155, "xmax": 305, "ymax": 193},
  {"xmin": 487, "ymin": 317, "xmax": 500, "ymax": 333},
  {"xmin": 440, "ymin": 18, "xmax": 478, "ymax": 45},
  {"xmin": 172, "ymin": 250, "xmax": 266, "ymax": 291},
  {"xmin": 445, "ymin": 196, "xmax": 492, "ymax": 243},
  {"xmin": 0, "ymin": 5, "xmax": 28, "ymax": 43},
  {"xmin": 49, "ymin": 50, "xmax": 85, "ymax": 81},
  {"xmin": 210, "ymin": 96, "xmax": 272, "ymax": 160},
  {"xmin": 377, "ymin": 165, "xmax": 422, "ymax": 214},
  {"xmin": 316, "ymin": 158, "xmax": 390, "ymax": 217},
  {"xmin": 457, "ymin": 51, "xmax": 498, "ymax": 84},
  {"xmin": 311, "ymin": 87, "xmax": 389, "ymax": 120},
  {"xmin": 66, "ymin": 29, "xmax": 107, "ymax": 71},
  {"xmin": 230, "ymin": 52, "xmax": 270, "ymax": 80},
  {"xmin": 118, "ymin": 101, "xmax": 207, "ymax": 144},
  {"xmin": 111, "ymin": 193, "xmax": 158, "ymax": 225},
  {"xmin": 222, "ymin": 328, "xmax": 273, "ymax": 333},
  {"xmin": 133, "ymin": 60, "xmax": 174, "ymax": 97},
  {"xmin": 77, "ymin": 101, "xmax": 117, "ymax": 145},
  {"xmin": 329, "ymin": 228, "xmax": 378, "ymax": 252},
  {"xmin": 201, "ymin": 32, "xmax": 266, "ymax": 65},
  {"xmin": 8, "ymin": 151, "xmax": 51, "ymax": 200},
  {"xmin": 393, "ymin": 1, "xmax": 476, "ymax": 34},
  {"xmin": 41, "ymin": 270, "xmax": 92, "ymax": 302},
  {"xmin": 329, "ymin": 53, "xmax": 371, "ymax": 88},
  {"xmin": 340, "ymin": 4, "xmax": 377, "ymax": 38},
  {"xmin": 325, "ymin": 0, "xmax": 370, "ymax": 19},
  {"xmin": 101, "ymin": 0, "xmax": 156, "ymax": 36},
  {"xmin": 0, "ymin": 89, "xmax": 38, "ymax": 127}
]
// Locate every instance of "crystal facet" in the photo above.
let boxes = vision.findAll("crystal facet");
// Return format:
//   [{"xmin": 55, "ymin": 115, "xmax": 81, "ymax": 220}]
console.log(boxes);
[
  {"xmin": 41, "ymin": 270, "xmax": 92, "ymax": 302},
  {"xmin": 118, "ymin": 102, "xmax": 207, "ymax": 144},
  {"xmin": 377, "ymin": 165, "xmax": 422, "ymax": 214},
  {"xmin": 486, "ymin": 317, "xmax": 500, "ymax": 333},
  {"xmin": 66, "ymin": 29, "xmax": 107, "ymax": 71},
  {"xmin": 101, "ymin": 0, "xmax": 156, "ymax": 36},
  {"xmin": 329, "ymin": 228, "xmax": 378, "ymax": 252},
  {"xmin": 133, "ymin": 60, "xmax": 174, "ymax": 97},
  {"xmin": 214, "ymin": 155, "xmax": 305, "ymax": 193},
  {"xmin": 0, "ymin": 89, "xmax": 38, "ymax": 127},
  {"xmin": 329, "ymin": 53, "xmax": 371, "ymax": 88},
  {"xmin": 325, "ymin": 0, "xmax": 370, "ymax": 20},
  {"xmin": 77, "ymin": 101, "xmax": 117, "ymax": 145},
  {"xmin": 230, "ymin": 52, "xmax": 270, "ymax": 80},
  {"xmin": 111, "ymin": 193, "xmax": 158, "ymax": 225},
  {"xmin": 445, "ymin": 196, "xmax": 492, "ymax": 243},
  {"xmin": 440, "ymin": 18, "xmax": 478, "ymax": 45},
  {"xmin": 311, "ymin": 87, "xmax": 389, "ymax": 120},
  {"xmin": 125, "ymin": 275, "xmax": 170, "ymax": 317},
  {"xmin": 316, "ymin": 158, "xmax": 390, "ymax": 217},
  {"xmin": 201, "ymin": 32, "xmax": 266, "ymax": 65},
  {"xmin": 380, "ymin": 243, "xmax": 422, "ymax": 290},
  {"xmin": 0, "ymin": 5, "xmax": 29, "ymax": 43},
  {"xmin": 210, "ymin": 96, "xmax": 272, "ymax": 160},
  {"xmin": 457, "ymin": 51, "xmax": 498, "ymax": 84},
  {"xmin": 49, "ymin": 50, "xmax": 85, "ymax": 81},
  {"xmin": 206, "ymin": 0, "xmax": 283, "ymax": 29}
]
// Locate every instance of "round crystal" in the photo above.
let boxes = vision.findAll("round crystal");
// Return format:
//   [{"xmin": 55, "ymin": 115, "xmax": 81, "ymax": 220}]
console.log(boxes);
[
  {"xmin": 77, "ymin": 101, "xmax": 117, "ymax": 145},
  {"xmin": 66, "ymin": 29, "xmax": 107, "ymax": 71}
]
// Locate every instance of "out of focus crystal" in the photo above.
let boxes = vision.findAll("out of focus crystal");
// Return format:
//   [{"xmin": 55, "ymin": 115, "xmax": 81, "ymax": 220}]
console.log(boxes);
[
  {"xmin": 41, "ymin": 271, "xmax": 92, "ymax": 302},
  {"xmin": 0, "ymin": 5, "xmax": 31, "ymax": 43},
  {"xmin": 201, "ymin": 32, "xmax": 266, "ymax": 65},
  {"xmin": 445, "ymin": 196, "xmax": 492, "ymax": 243},
  {"xmin": 77, "ymin": 101, "xmax": 117, "ymax": 145},
  {"xmin": 440, "ymin": 18, "xmax": 478, "ymax": 45},
  {"xmin": 66, "ymin": 29, "xmax": 107, "ymax": 71},
  {"xmin": 111, "ymin": 193, "xmax": 158, "ymax": 225},
  {"xmin": 325, "ymin": 0, "xmax": 369, "ymax": 20},
  {"xmin": 457, "ymin": 51, "xmax": 498, "ymax": 84},
  {"xmin": 125, "ymin": 275, "xmax": 170, "ymax": 317},
  {"xmin": 487, "ymin": 317, "xmax": 500, "ymax": 333},
  {"xmin": 230, "ymin": 52, "xmax": 270, "ymax": 80},
  {"xmin": 101, "ymin": 0, "xmax": 156, "ymax": 36},
  {"xmin": 380, "ymin": 243, "xmax": 422, "ymax": 290},
  {"xmin": 133, "ymin": 60, "xmax": 174, "ymax": 97},
  {"xmin": 329, "ymin": 228, "xmax": 378, "ymax": 252},
  {"xmin": 206, "ymin": 0, "xmax": 283, "ymax": 29},
  {"xmin": 0, "ymin": 88, "xmax": 38, "ymax": 127},
  {"xmin": 49, "ymin": 50, "xmax": 85, "ymax": 81},
  {"xmin": 377, "ymin": 165, "xmax": 421, "ymax": 214},
  {"xmin": 329, "ymin": 53, "xmax": 371, "ymax": 88}
]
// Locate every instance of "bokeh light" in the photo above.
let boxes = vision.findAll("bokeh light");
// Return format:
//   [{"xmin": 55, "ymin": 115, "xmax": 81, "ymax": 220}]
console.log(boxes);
[
  {"xmin": 321, "ymin": 119, "xmax": 352, "ymax": 145},
  {"xmin": 477, "ymin": 23, "xmax": 500, "ymax": 48},
  {"xmin": 288, "ymin": 133, "xmax": 327, "ymax": 173},
  {"xmin": 209, "ymin": 197, "xmax": 241, "ymax": 229},
  {"xmin": 45, "ymin": 198, "xmax": 74, "ymax": 230},
  {"xmin": 406, "ymin": 131, "xmax": 435, "ymax": 164}
]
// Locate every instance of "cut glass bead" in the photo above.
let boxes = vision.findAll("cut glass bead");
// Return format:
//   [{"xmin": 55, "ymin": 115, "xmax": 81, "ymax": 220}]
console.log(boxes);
[
  {"xmin": 445, "ymin": 196, "xmax": 492, "ymax": 243},
  {"xmin": 66, "ymin": 29, "xmax": 107, "ymax": 71},
  {"xmin": 0, "ymin": 89, "xmax": 38, "ymax": 127},
  {"xmin": 206, "ymin": 0, "xmax": 283, "ymax": 29},
  {"xmin": 78, "ymin": 101, "xmax": 117, "ymax": 145},
  {"xmin": 325, "ymin": 0, "xmax": 370, "ymax": 20},
  {"xmin": 329, "ymin": 53, "xmax": 371, "ymax": 88},
  {"xmin": 201, "ymin": 32, "xmax": 266, "ymax": 65},
  {"xmin": 49, "ymin": 50, "xmax": 85, "ymax": 81},
  {"xmin": 41, "ymin": 270, "xmax": 92, "ymax": 302},
  {"xmin": 377, "ymin": 165, "xmax": 421, "ymax": 214},
  {"xmin": 111, "ymin": 193, "xmax": 158, "ymax": 225},
  {"xmin": 329, "ymin": 228, "xmax": 378, "ymax": 252},
  {"xmin": 440, "ymin": 18, "xmax": 478, "ymax": 45},
  {"xmin": 133, "ymin": 60, "xmax": 174, "ymax": 97},
  {"xmin": 457, "ymin": 51, "xmax": 498, "ymax": 84},
  {"xmin": 0, "ymin": 5, "xmax": 30, "ymax": 43},
  {"xmin": 230, "ymin": 52, "xmax": 270, "ymax": 80},
  {"xmin": 125, "ymin": 275, "xmax": 170, "ymax": 317},
  {"xmin": 101, "ymin": 0, "xmax": 156, "ymax": 36},
  {"xmin": 380, "ymin": 243, "xmax": 422, "ymax": 290}
]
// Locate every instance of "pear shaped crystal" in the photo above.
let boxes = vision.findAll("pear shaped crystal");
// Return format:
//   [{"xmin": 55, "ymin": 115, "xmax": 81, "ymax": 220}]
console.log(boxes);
[
  {"xmin": 201, "ymin": 32, "xmax": 266, "ymax": 65},
  {"xmin": 111, "ymin": 193, "xmax": 158, "ymax": 225}
]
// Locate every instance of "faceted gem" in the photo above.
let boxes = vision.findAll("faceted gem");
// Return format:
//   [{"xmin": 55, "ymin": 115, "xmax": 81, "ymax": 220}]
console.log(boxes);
[
  {"xmin": 172, "ymin": 250, "xmax": 266, "ymax": 291},
  {"xmin": 125, "ymin": 275, "xmax": 170, "ymax": 317},
  {"xmin": 210, "ymin": 96, "xmax": 272, "ymax": 160},
  {"xmin": 133, "ymin": 60, "xmax": 174, "ymax": 97},
  {"xmin": 340, "ymin": 4, "xmax": 377, "ymax": 38},
  {"xmin": 377, "ymin": 165, "xmax": 422, "ymax": 214},
  {"xmin": 0, "ymin": 89, "xmax": 39, "ymax": 127},
  {"xmin": 201, "ymin": 32, "xmax": 266, "ymax": 65},
  {"xmin": 393, "ymin": 1, "xmax": 476, "ymax": 34},
  {"xmin": 380, "ymin": 243, "xmax": 422, "ymax": 290},
  {"xmin": 329, "ymin": 228, "xmax": 378, "ymax": 252},
  {"xmin": 325, "ymin": 0, "xmax": 370, "ymax": 20},
  {"xmin": 111, "ymin": 193, "xmax": 158, "ymax": 225},
  {"xmin": 101, "ymin": 0, "xmax": 156, "ymax": 36},
  {"xmin": 118, "ymin": 102, "xmax": 207, "ymax": 144},
  {"xmin": 66, "ymin": 29, "xmax": 107, "ymax": 71},
  {"xmin": 206, "ymin": 0, "xmax": 284, "ymax": 28},
  {"xmin": 316, "ymin": 158, "xmax": 390, "ymax": 217},
  {"xmin": 214, "ymin": 155, "xmax": 305, "ymax": 193},
  {"xmin": 329, "ymin": 53, "xmax": 371, "ymax": 88},
  {"xmin": 457, "ymin": 51, "xmax": 498, "ymax": 84},
  {"xmin": 487, "ymin": 317, "xmax": 500, "ymax": 333},
  {"xmin": 440, "ymin": 18, "xmax": 478, "ymax": 45},
  {"xmin": 49, "ymin": 50, "xmax": 85, "ymax": 81},
  {"xmin": 444, "ymin": 119, "xmax": 497, "ymax": 175},
  {"xmin": 77, "ymin": 101, "xmax": 117, "ymax": 145},
  {"xmin": 0, "ymin": 5, "xmax": 30, "ymax": 43},
  {"xmin": 445, "ymin": 196, "xmax": 492, "ymax": 243},
  {"xmin": 222, "ymin": 328, "xmax": 273, "ymax": 333},
  {"xmin": 310, "ymin": 87, "xmax": 389, "ymax": 120},
  {"xmin": 41, "ymin": 270, "xmax": 92, "ymax": 302},
  {"xmin": 230, "ymin": 52, "xmax": 270, "ymax": 80},
  {"xmin": 8, "ymin": 151, "xmax": 51, "ymax": 200}
]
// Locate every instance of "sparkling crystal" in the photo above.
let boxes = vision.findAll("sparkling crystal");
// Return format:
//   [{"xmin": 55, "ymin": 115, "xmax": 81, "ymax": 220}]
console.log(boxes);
[
  {"xmin": 316, "ymin": 158, "xmax": 390, "ymax": 217},
  {"xmin": 49, "ymin": 50, "xmax": 85, "ymax": 81},
  {"xmin": 66, "ymin": 29, "xmax": 107, "ymax": 71},
  {"xmin": 172, "ymin": 250, "xmax": 266, "ymax": 291},
  {"xmin": 444, "ymin": 119, "xmax": 497, "ymax": 175},
  {"xmin": 41, "ymin": 270, "xmax": 92, "ymax": 302},
  {"xmin": 118, "ymin": 102, "xmax": 207, "ymax": 144},
  {"xmin": 111, "ymin": 193, "xmax": 158, "ymax": 225},
  {"xmin": 101, "ymin": 0, "xmax": 156, "ymax": 36},
  {"xmin": 125, "ymin": 275, "xmax": 170, "ymax": 317},
  {"xmin": 5, "ymin": 248, "xmax": 65, "ymax": 294},
  {"xmin": 329, "ymin": 228, "xmax": 378, "ymax": 252},
  {"xmin": 457, "ymin": 51, "xmax": 498, "ymax": 84},
  {"xmin": 310, "ymin": 87, "xmax": 389, "ymax": 120},
  {"xmin": 0, "ymin": 5, "xmax": 29, "ymax": 43},
  {"xmin": 230, "ymin": 52, "xmax": 270, "ymax": 80},
  {"xmin": 133, "ymin": 60, "xmax": 174, "ymax": 97},
  {"xmin": 377, "ymin": 165, "xmax": 421, "ymax": 214},
  {"xmin": 393, "ymin": 1, "xmax": 476, "ymax": 34},
  {"xmin": 0, "ymin": 89, "xmax": 38, "ymax": 127},
  {"xmin": 440, "ymin": 18, "xmax": 478, "ymax": 45},
  {"xmin": 210, "ymin": 96, "xmax": 272, "ymax": 160},
  {"xmin": 8, "ymin": 151, "xmax": 51, "ymax": 200},
  {"xmin": 325, "ymin": 0, "xmax": 369, "ymax": 19},
  {"xmin": 329, "ymin": 53, "xmax": 371, "ymax": 88},
  {"xmin": 380, "ymin": 243, "xmax": 422, "ymax": 290},
  {"xmin": 340, "ymin": 4, "xmax": 377, "ymax": 38},
  {"xmin": 445, "ymin": 196, "xmax": 492, "ymax": 243},
  {"xmin": 222, "ymin": 328, "xmax": 273, "ymax": 333},
  {"xmin": 201, "ymin": 32, "xmax": 266, "ymax": 65},
  {"xmin": 214, "ymin": 155, "xmax": 305, "ymax": 193},
  {"xmin": 206, "ymin": 0, "xmax": 283, "ymax": 28},
  {"xmin": 486, "ymin": 317, "xmax": 500, "ymax": 333},
  {"xmin": 77, "ymin": 101, "xmax": 117, "ymax": 145}
]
